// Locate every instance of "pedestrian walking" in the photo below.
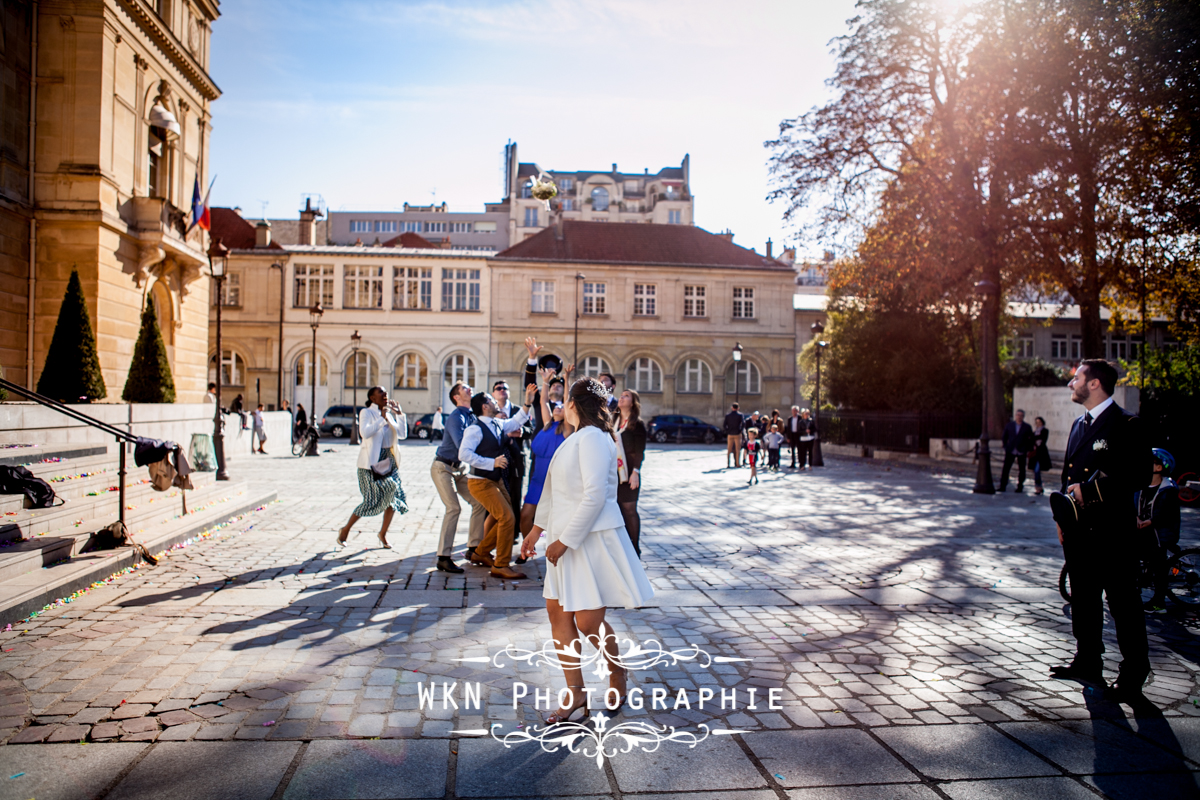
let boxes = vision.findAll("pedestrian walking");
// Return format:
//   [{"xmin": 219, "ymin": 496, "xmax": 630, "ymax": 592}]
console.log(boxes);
[
  {"xmin": 294, "ymin": 403, "xmax": 308, "ymax": 441},
  {"xmin": 1048, "ymin": 359, "xmax": 1151, "ymax": 705},
  {"xmin": 336, "ymin": 386, "xmax": 408, "ymax": 550},
  {"xmin": 785, "ymin": 406, "xmax": 802, "ymax": 468},
  {"xmin": 724, "ymin": 403, "xmax": 744, "ymax": 468},
  {"xmin": 797, "ymin": 409, "xmax": 818, "ymax": 469},
  {"xmin": 1030, "ymin": 416, "xmax": 1051, "ymax": 495},
  {"xmin": 764, "ymin": 424, "xmax": 784, "ymax": 472},
  {"xmin": 519, "ymin": 377, "xmax": 654, "ymax": 725},
  {"xmin": 745, "ymin": 428, "xmax": 761, "ymax": 485},
  {"xmin": 431, "ymin": 381, "xmax": 486, "ymax": 574},
  {"xmin": 615, "ymin": 388, "xmax": 647, "ymax": 557},
  {"xmin": 431, "ymin": 406, "xmax": 444, "ymax": 442},
  {"xmin": 1138, "ymin": 448, "xmax": 1181, "ymax": 608},
  {"xmin": 520, "ymin": 367, "xmax": 572, "ymax": 541},
  {"xmin": 251, "ymin": 403, "xmax": 268, "ymax": 454},
  {"xmin": 460, "ymin": 384, "xmax": 537, "ymax": 580},
  {"xmin": 1000, "ymin": 409, "xmax": 1035, "ymax": 492}
]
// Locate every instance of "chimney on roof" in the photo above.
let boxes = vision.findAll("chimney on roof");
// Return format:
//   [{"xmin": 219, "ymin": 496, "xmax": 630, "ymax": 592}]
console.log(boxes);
[
  {"xmin": 717, "ymin": 229, "xmax": 735, "ymax": 242},
  {"xmin": 766, "ymin": 239, "xmax": 773, "ymax": 259},
  {"xmin": 612, "ymin": 163, "xmax": 618, "ymax": 174},
  {"xmin": 255, "ymin": 219, "xmax": 272, "ymax": 248},
  {"xmin": 554, "ymin": 207, "xmax": 564, "ymax": 241},
  {"xmin": 644, "ymin": 168, "xmax": 649, "ymax": 175},
  {"xmin": 299, "ymin": 197, "xmax": 323, "ymax": 246},
  {"xmin": 780, "ymin": 247, "xmax": 796, "ymax": 265},
  {"xmin": 233, "ymin": 206, "xmax": 243, "ymax": 217}
]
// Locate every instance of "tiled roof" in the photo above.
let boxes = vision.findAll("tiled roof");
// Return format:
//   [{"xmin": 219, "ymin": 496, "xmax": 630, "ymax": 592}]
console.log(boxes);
[
  {"xmin": 381, "ymin": 231, "xmax": 436, "ymax": 248},
  {"xmin": 209, "ymin": 208, "xmax": 284, "ymax": 250},
  {"xmin": 493, "ymin": 221, "xmax": 790, "ymax": 270}
]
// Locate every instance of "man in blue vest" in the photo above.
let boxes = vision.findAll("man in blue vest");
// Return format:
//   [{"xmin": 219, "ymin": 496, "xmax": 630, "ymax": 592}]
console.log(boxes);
[
  {"xmin": 460, "ymin": 385, "xmax": 537, "ymax": 580},
  {"xmin": 430, "ymin": 381, "xmax": 484, "ymax": 574}
]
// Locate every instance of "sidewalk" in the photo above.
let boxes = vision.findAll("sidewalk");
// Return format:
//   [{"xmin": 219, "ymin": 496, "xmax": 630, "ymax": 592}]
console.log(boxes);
[{"xmin": 0, "ymin": 442, "xmax": 1195, "ymax": 799}]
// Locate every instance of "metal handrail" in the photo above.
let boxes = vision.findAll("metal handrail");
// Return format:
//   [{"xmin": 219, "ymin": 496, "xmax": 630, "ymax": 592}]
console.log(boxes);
[{"xmin": 1, "ymin": 377, "xmax": 140, "ymax": 532}]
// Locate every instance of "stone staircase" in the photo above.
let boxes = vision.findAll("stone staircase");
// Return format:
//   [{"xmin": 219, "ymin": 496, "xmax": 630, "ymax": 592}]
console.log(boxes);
[{"xmin": 0, "ymin": 443, "xmax": 275, "ymax": 623}]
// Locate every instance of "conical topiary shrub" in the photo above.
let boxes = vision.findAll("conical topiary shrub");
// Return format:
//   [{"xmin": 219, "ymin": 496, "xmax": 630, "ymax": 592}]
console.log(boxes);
[
  {"xmin": 36, "ymin": 269, "xmax": 107, "ymax": 402},
  {"xmin": 122, "ymin": 298, "xmax": 176, "ymax": 403}
]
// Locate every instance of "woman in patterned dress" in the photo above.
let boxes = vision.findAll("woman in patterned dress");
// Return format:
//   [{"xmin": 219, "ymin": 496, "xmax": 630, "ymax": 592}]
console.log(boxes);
[{"xmin": 337, "ymin": 386, "xmax": 408, "ymax": 549}]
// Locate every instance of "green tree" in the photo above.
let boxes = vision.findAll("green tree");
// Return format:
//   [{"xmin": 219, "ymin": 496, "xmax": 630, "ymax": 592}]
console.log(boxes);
[
  {"xmin": 36, "ymin": 269, "xmax": 107, "ymax": 402},
  {"xmin": 122, "ymin": 299, "xmax": 176, "ymax": 403}
]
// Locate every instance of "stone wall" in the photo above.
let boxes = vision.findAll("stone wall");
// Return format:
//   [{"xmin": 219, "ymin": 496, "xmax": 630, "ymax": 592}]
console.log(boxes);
[{"xmin": 1012, "ymin": 385, "xmax": 1139, "ymax": 456}]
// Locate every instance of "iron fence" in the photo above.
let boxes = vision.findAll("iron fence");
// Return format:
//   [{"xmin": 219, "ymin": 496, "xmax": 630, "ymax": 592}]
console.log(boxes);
[{"xmin": 819, "ymin": 411, "xmax": 979, "ymax": 454}]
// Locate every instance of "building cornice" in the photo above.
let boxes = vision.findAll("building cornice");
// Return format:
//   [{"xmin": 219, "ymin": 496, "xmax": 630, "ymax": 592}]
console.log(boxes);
[
  {"xmin": 115, "ymin": 0, "xmax": 221, "ymax": 101},
  {"xmin": 489, "ymin": 257, "xmax": 794, "ymax": 273}
]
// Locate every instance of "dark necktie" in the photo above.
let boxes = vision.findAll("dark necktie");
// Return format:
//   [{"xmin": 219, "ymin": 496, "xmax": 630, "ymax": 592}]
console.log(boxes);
[{"xmin": 1084, "ymin": 411, "xmax": 1093, "ymax": 427}]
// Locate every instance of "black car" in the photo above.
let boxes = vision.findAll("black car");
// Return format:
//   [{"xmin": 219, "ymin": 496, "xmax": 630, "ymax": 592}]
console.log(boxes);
[
  {"xmin": 647, "ymin": 415, "xmax": 720, "ymax": 444},
  {"xmin": 410, "ymin": 413, "xmax": 446, "ymax": 440}
]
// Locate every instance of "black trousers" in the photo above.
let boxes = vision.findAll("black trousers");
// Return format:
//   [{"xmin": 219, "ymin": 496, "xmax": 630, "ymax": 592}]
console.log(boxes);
[
  {"xmin": 1063, "ymin": 534, "xmax": 1150, "ymax": 684},
  {"xmin": 1000, "ymin": 452, "xmax": 1026, "ymax": 488},
  {"xmin": 506, "ymin": 453, "xmax": 524, "ymax": 542},
  {"xmin": 799, "ymin": 440, "xmax": 814, "ymax": 468}
]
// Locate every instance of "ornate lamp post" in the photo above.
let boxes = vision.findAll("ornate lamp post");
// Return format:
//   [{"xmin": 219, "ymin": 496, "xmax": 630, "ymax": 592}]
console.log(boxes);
[
  {"xmin": 811, "ymin": 321, "xmax": 827, "ymax": 468},
  {"xmin": 349, "ymin": 329, "xmax": 362, "ymax": 445},
  {"xmin": 973, "ymin": 280, "xmax": 997, "ymax": 494},
  {"xmin": 208, "ymin": 237, "xmax": 230, "ymax": 481},
  {"xmin": 573, "ymin": 272, "xmax": 585, "ymax": 366},
  {"xmin": 732, "ymin": 342, "xmax": 743, "ymax": 409},
  {"xmin": 307, "ymin": 301, "xmax": 324, "ymax": 456}
]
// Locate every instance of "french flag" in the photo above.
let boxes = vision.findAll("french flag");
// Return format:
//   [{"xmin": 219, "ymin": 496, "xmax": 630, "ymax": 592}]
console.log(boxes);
[{"xmin": 188, "ymin": 173, "xmax": 213, "ymax": 232}]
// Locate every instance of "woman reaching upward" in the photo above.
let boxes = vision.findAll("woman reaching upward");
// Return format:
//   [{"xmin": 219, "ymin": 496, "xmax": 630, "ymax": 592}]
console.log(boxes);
[{"xmin": 520, "ymin": 378, "xmax": 654, "ymax": 725}]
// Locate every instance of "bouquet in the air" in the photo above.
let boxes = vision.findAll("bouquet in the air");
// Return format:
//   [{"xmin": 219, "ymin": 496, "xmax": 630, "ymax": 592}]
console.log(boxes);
[{"xmin": 531, "ymin": 175, "xmax": 557, "ymax": 209}]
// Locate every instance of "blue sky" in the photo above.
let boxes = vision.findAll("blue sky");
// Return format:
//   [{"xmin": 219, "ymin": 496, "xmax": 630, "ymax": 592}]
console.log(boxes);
[{"xmin": 208, "ymin": 0, "xmax": 860, "ymax": 257}]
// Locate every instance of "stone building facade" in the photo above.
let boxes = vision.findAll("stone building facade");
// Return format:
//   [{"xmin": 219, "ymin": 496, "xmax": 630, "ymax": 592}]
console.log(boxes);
[
  {"xmin": 0, "ymin": 0, "xmax": 220, "ymax": 401},
  {"xmin": 489, "ymin": 220, "xmax": 798, "ymax": 424},
  {"xmin": 208, "ymin": 208, "xmax": 493, "ymax": 417}
]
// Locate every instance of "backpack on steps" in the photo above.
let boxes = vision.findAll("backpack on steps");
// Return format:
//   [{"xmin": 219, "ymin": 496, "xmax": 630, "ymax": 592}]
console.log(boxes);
[{"xmin": 0, "ymin": 465, "xmax": 61, "ymax": 509}]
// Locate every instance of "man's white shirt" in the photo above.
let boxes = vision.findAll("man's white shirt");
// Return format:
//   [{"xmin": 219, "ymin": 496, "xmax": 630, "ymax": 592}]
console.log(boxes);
[{"xmin": 459, "ymin": 409, "xmax": 530, "ymax": 472}]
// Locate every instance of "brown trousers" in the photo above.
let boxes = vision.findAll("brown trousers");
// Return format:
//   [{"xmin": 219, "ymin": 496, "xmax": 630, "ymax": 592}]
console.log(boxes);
[{"xmin": 469, "ymin": 478, "xmax": 515, "ymax": 569}]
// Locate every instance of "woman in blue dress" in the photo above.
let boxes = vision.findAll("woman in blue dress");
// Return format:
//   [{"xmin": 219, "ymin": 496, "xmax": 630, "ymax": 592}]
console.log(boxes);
[{"xmin": 519, "ymin": 367, "xmax": 572, "ymax": 538}]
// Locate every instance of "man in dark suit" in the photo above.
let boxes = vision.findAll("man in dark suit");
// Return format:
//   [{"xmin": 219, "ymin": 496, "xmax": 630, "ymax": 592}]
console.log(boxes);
[
  {"xmin": 785, "ymin": 406, "xmax": 803, "ymax": 468},
  {"xmin": 1050, "ymin": 359, "xmax": 1152, "ymax": 705},
  {"xmin": 999, "ymin": 409, "xmax": 1035, "ymax": 491}
]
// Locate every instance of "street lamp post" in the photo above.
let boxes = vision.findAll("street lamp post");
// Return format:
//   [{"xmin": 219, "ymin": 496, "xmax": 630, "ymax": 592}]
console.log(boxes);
[
  {"xmin": 307, "ymin": 302, "xmax": 324, "ymax": 457},
  {"xmin": 208, "ymin": 238, "xmax": 230, "ymax": 481},
  {"xmin": 574, "ymin": 272, "xmax": 585, "ymax": 366},
  {"xmin": 349, "ymin": 329, "xmax": 362, "ymax": 445},
  {"xmin": 270, "ymin": 261, "xmax": 285, "ymax": 410},
  {"xmin": 811, "ymin": 321, "xmax": 827, "ymax": 468},
  {"xmin": 732, "ymin": 342, "xmax": 743, "ymax": 409},
  {"xmin": 973, "ymin": 280, "xmax": 997, "ymax": 494}
]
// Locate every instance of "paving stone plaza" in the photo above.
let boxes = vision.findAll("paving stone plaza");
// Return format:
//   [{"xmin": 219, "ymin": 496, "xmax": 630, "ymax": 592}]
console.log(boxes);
[{"xmin": 0, "ymin": 440, "xmax": 1198, "ymax": 800}]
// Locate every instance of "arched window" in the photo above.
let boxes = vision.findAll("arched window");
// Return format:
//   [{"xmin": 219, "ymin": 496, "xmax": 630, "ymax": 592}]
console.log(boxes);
[
  {"xmin": 294, "ymin": 352, "xmax": 328, "ymax": 387},
  {"xmin": 627, "ymin": 357, "xmax": 662, "ymax": 393},
  {"xmin": 344, "ymin": 352, "xmax": 379, "ymax": 389},
  {"xmin": 725, "ymin": 362, "xmax": 761, "ymax": 394},
  {"xmin": 677, "ymin": 359, "xmax": 712, "ymax": 393},
  {"xmin": 579, "ymin": 356, "xmax": 611, "ymax": 380},
  {"xmin": 394, "ymin": 353, "xmax": 428, "ymax": 389},
  {"xmin": 209, "ymin": 350, "xmax": 243, "ymax": 386},
  {"xmin": 443, "ymin": 354, "xmax": 476, "ymax": 392},
  {"xmin": 591, "ymin": 186, "xmax": 610, "ymax": 211}
]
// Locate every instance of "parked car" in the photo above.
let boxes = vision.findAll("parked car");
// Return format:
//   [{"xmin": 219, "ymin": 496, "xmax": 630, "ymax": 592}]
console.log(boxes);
[
  {"xmin": 318, "ymin": 405, "xmax": 362, "ymax": 438},
  {"xmin": 646, "ymin": 415, "xmax": 720, "ymax": 444},
  {"xmin": 410, "ymin": 413, "xmax": 446, "ymax": 440}
]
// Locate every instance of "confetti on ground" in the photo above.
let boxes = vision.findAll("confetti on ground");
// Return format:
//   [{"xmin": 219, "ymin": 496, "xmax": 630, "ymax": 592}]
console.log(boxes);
[
  {"xmin": 774, "ymin": 773, "xmax": 785, "ymax": 780},
  {"xmin": 264, "ymin": 720, "xmax": 275, "ymax": 726},
  {"xmin": 9, "ymin": 772, "xmax": 24, "ymax": 779}
]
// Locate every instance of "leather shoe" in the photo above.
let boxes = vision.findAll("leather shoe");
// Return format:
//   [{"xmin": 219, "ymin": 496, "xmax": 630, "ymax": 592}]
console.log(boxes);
[
  {"xmin": 490, "ymin": 566, "xmax": 527, "ymax": 580},
  {"xmin": 1103, "ymin": 682, "xmax": 1152, "ymax": 707},
  {"xmin": 1049, "ymin": 663, "xmax": 1103, "ymax": 684},
  {"xmin": 468, "ymin": 551, "xmax": 494, "ymax": 567},
  {"xmin": 436, "ymin": 556, "xmax": 464, "ymax": 574}
]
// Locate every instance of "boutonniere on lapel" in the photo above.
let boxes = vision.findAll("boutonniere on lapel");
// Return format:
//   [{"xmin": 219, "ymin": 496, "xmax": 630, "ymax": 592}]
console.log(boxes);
[{"xmin": 1093, "ymin": 439, "xmax": 1108, "ymax": 452}]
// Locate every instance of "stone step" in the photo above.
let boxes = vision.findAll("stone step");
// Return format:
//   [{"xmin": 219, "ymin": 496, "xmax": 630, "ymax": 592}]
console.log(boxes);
[
  {"xmin": 0, "ymin": 475, "xmax": 226, "ymax": 544},
  {"xmin": 0, "ymin": 465, "xmax": 217, "ymax": 514},
  {"xmin": 0, "ymin": 484, "xmax": 277, "ymax": 624},
  {"xmin": 0, "ymin": 444, "xmax": 109, "ymax": 468}
]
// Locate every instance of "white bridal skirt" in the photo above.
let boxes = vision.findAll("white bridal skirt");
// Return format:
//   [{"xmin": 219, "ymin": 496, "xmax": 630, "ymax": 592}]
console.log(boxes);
[{"xmin": 542, "ymin": 526, "xmax": 655, "ymax": 612}]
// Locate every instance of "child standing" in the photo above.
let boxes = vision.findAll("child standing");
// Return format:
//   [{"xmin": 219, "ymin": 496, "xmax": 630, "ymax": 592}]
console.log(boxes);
[
  {"xmin": 745, "ymin": 428, "xmax": 761, "ymax": 485},
  {"xmin": 764, "ymin": 424, "xmax": 784, "ymax": 472}
]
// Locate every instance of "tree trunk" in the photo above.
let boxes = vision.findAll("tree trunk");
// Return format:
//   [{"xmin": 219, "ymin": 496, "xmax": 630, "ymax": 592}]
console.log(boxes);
[{"xmin": 1077, "ymin": 167, "xmax": 1106, "ymax": 359}]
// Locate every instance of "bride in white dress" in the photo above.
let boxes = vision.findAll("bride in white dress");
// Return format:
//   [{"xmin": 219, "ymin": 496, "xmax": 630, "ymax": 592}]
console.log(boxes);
[{"xmin": 519, "ymin": 377, "xmax": 654, "ymax": 725}]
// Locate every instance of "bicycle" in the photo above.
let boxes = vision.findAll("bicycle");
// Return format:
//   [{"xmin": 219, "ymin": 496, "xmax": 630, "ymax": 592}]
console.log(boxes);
[
  {"xmin": 292, "ymin": 425, "xmax": 319, "ymax": 457},
  {"xmin": 1058, "ymin": 544, "xmax": 1200, "ymax": 608}
]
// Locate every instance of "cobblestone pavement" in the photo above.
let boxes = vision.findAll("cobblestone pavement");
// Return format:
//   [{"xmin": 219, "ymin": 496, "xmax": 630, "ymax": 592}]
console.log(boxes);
[{"xmin": 1, "ymin": 440, "xmax": 1198, "ymax": 799}]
